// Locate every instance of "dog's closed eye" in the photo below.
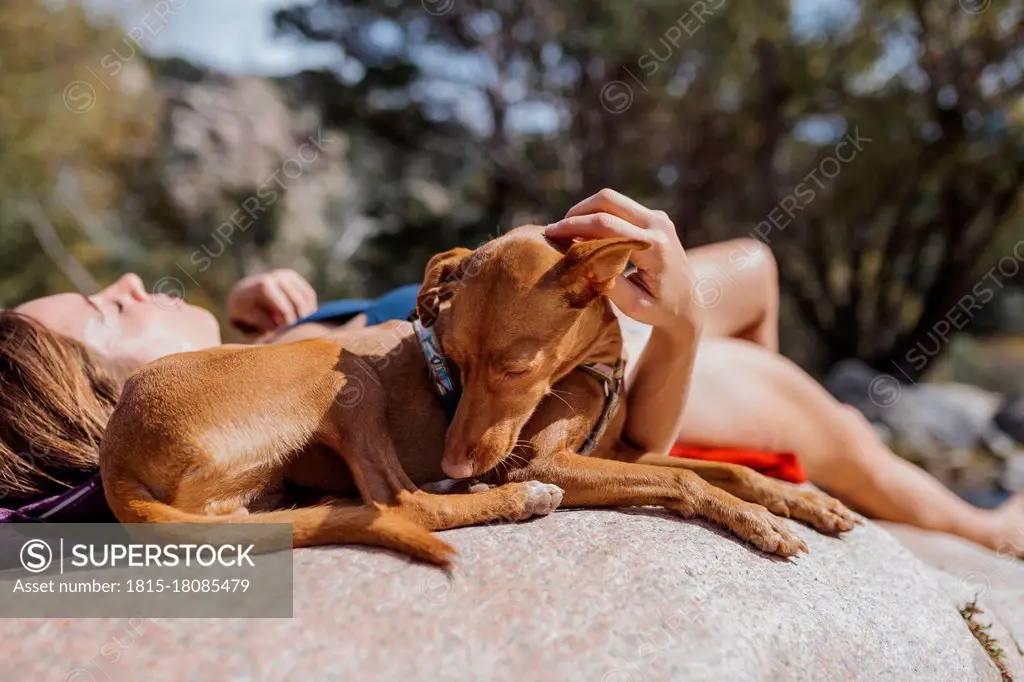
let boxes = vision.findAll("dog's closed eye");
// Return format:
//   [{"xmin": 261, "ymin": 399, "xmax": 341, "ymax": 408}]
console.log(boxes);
[{"xmin": 498, "ymin": 359, "xmax": 537, "ymax": 377}]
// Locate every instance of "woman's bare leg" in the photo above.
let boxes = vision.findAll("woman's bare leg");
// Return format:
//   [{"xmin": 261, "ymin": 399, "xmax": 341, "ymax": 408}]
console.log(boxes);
[
  {"xmin": 678, "ymin": 337, "xmax": 1022, "ymax": 552},
  {"xmin": 688, "ymin": 238, "xmax": 780, "ymax": 352},
  {"xmin": 683, "ymin": 242, "xmax": 1023, "ymax": 551}
]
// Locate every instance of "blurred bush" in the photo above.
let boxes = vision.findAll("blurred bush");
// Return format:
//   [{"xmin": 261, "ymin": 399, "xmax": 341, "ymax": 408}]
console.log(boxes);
[
  {"xmin": 274, "ymin": 0, "xmax": 1024, "ymax": 377},
  {"xmin": 0, "ymin": 0, "xmax": 159, "ymax": 302}
]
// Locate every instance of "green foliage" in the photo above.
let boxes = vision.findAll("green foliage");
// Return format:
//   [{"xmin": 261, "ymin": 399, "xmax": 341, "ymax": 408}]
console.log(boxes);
[
  {"xmin": 276, "ymin": 0, "xmax": 1024, "ymax": 375},
  {"xmin": 959, "ymin": 598, "xmax": 1011, "ymax": 682},
  {"xmin": 2, "ymin": 0, "xmax": 1022, "ymax": 372}
]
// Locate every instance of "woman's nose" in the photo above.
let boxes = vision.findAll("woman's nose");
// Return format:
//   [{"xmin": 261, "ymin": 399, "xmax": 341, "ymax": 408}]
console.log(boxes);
[{"xmin": 105, "ymin": 273, "xmax": 148, "ymax": 303}]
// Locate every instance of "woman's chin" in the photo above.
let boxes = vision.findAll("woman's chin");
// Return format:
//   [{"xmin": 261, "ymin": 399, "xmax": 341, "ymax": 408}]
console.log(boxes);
[
  {"xmin": 118, "ymin": 307, "xmax": 222, "ymax": 367},
  {"xmin": 190, "ymin": 305, "xmax": 222, "ymax": 349}
]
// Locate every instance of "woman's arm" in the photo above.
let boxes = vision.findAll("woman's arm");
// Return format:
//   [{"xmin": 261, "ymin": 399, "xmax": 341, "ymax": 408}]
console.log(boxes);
[
  {"xmin": 545, "ymin": 189, "xmax": 704, "ymax": 454},
  {"xmin": 622, "ymin": 321, "xmax": 701, "ymax": 453}
]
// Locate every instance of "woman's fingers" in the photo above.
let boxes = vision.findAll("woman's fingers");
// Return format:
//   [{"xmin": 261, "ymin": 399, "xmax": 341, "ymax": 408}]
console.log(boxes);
[
  {"xmin": 607, "ymin": 272, "xmax": 655, "ymax": 319},
  {"xmin": 231, "ymin": 307, "xmax": 277, "ymax": 335},
  {"xmin": 545, "ymin": 213, "xmax": 662, "ymax": 271},
  {"xmin": 564, "ymin": 188, "xmax": 656, "ymax": 227},
  {"xmin": 279, "ymin": 270, "xmax": 317, "ymax": 318},
  {"xmin": 292, "ymin": 270, "xmax": 318, "ymax": 312},
  {"xmin": 546, "ymin": 213, "xmax": 650, "ymax": 241},
  {"xmin": 261, "ymin": 280, "xmax": 299, "ymax": 327}
]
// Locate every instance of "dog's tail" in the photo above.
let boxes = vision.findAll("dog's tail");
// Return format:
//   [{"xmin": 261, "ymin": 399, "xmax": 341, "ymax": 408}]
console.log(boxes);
[{"xmin": 105, "ymin": 480, "xmax": 456, "ymax": 566}]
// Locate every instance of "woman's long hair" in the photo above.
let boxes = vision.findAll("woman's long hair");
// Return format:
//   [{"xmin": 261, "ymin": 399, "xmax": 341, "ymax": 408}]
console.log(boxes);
[{"xmin": 0, "ymin": 311, "xmax": 130, "ymax": 504}]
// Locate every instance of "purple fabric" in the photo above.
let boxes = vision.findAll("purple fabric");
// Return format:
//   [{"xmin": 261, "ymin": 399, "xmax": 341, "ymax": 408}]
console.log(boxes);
[{"xmin": 0, "ymin": 474, "xmax": 114, "ymax": 523}]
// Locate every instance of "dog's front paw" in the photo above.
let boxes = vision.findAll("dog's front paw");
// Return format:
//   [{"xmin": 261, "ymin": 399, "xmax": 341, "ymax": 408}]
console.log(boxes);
[
  {"xmin": 514, "ymin": 481, "xmax": 564, "ymax": 521},
  {"xmin": 721, "ymin": 502, "xmax": 809, "ymax": 557},
  {"xmin": 762, "ymin": 486, "xmax": 861, "ymax": 535}
]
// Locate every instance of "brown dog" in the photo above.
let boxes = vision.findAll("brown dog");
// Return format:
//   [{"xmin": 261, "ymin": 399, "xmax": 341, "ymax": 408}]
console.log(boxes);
[{"xmin": 99, "ymin": 226, "xmax": 857, "ymax": 565}]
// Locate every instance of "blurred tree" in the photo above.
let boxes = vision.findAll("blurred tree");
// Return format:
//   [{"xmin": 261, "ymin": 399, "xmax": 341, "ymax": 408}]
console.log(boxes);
[
  {"xmin": 275, "ymin": 0, "xmax": 1024, "ymax": 377},
  {"xmin": 0, "ymin": 0, "xmax": 161, "ymax": 305}
]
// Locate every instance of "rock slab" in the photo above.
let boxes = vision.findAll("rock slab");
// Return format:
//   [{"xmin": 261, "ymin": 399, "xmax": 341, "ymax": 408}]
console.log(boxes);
[{"xmin": 0, "ymin": 510, "xmax": 1002, "ymax": 681}]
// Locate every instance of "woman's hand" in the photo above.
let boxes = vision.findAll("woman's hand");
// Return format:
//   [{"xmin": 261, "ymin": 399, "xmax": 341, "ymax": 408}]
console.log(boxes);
[
  {"xmin": 544, "ymin": 189, "xmax": 702, "ymax": 338},
  {"xmin": 227, "ymin": 269, "xmax": 318, "ymax": 335},
  {"xmin": 547, "ymin": 189, "xmax": 702, "ymax": 454}
]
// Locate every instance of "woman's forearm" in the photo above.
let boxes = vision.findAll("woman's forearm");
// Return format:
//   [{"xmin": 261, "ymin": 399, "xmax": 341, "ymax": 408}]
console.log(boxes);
[{"xmin": 622, "ymin": 321, "xmax": 701, "ymax": 454}]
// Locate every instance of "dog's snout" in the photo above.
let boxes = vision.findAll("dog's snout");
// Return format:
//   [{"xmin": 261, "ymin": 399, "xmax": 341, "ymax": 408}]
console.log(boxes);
[
  {"xmin": 443, "ymin": 387, "xmax": 529, "ymax": 479},
  {"xmin": 442, "ymin": 437, "xmax": 517, "ymax": 479},
  {"xmin": 441, "ymin": 438, "xmax": 503, "ymax": 479},
  {"xmin": 441, "ymin": 418, "xmax": 478, "ymax": 478},
  {"xmin": 440, "ymin": 454, "xmax": 477, "ymax": 480}
]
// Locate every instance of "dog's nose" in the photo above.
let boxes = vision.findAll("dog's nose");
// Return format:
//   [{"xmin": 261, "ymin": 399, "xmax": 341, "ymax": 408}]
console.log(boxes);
[
  {"xmin": 440, "ymin": 456, "xmax": 476, "ymax": 479},
  {"xmin": 441, "ymin": 440, "xmax": 479, "ymax": 478}
]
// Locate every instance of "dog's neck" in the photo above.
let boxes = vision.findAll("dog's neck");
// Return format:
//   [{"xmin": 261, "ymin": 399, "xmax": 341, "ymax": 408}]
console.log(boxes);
[{"xmin": 424, "ymin": 305, "xmax": 454, "ymax": 355}]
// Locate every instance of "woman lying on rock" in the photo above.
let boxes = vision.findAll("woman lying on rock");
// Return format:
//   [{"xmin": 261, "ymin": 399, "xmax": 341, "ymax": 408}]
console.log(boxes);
[{"xmin": 2, "ymin": 189, "xmax": 1021, "ymax": 554}]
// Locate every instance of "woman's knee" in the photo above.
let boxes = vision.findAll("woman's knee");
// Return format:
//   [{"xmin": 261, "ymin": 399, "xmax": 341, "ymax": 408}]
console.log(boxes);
[
  {"xmin": 687, "ymin": 238, "xmax": 780, "ymax": 347},
  {"xmin": 732, "ymin": 238, "xmax": 778, "ymax": 301},
  {"xmin": 699, "ymin": 238, "xmax": 779, "ymax": 309}
]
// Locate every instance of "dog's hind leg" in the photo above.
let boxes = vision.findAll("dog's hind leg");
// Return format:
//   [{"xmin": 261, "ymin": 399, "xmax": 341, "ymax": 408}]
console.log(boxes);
[
  {"xmin": 603, "ymin": 450, "xmax": 859, "ymax": 534},
  {"xmin": 522, "ymin": 450, "xmax": 810, "ymax": 557}
]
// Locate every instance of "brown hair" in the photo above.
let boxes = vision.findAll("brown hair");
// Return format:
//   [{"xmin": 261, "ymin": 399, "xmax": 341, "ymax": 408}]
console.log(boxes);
[{"xmin": 0, "ymin": 311, "xmax": 130, "ymax": 504}]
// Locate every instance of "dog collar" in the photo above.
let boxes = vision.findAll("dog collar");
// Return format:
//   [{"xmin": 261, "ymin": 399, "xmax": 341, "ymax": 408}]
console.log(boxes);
[
  {"xmin": 409, "ymin": 312, "xmax": 624, "ymax": 455},
  {"xmin": 575, "ymin": 359, "xmax": 625, "ymax": 455},
  {"xmin": 412, "ymin": 316, "xmax": 462, "ymax": 422}
]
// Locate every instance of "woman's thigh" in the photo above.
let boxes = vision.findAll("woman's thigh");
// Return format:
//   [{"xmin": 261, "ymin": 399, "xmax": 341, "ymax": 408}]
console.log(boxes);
[{"xmin": 677, "ymin": 337, "xmax": 845, "ymax": 458}]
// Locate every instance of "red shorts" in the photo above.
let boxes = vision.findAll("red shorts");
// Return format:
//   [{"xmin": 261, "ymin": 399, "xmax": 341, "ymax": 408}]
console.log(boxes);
[{"xmin": 669, "ymin": 444, "xmax": 808, "ymax": 484}]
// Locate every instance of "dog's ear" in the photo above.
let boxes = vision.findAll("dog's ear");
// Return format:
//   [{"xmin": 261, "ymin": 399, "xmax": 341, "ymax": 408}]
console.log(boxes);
[
  {"xmin": 416, "ymin": 247, "xmax": 474, "ymax": 325},
  {"xmin": 557, "ymin": 238, "xmax": 650, "ymax": 308}
]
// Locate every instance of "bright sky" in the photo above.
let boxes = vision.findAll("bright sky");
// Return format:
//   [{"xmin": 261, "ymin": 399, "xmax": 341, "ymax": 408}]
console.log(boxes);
[
  {"xmin": 97, "ymin": 0, "xmax": 846, "ymax": 76},
  {"xmin": 88, "ymin": 0, "xmax": 340, "ymax": 74}
]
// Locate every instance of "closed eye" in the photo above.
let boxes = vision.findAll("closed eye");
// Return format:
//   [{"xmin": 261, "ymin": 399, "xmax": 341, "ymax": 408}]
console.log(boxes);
[
  {"xmin": 83, "ymin": 294, "xmax": 122, "ymax": 321},
  {"xmin": 494, "ymin": 351, "xmax": 543, "ymax": 378}
]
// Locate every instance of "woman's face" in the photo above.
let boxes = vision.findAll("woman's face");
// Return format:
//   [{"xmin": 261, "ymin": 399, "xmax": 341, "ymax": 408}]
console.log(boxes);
[{"xmin": 15, "ymin": 274, "xmax": 221, "ymax": 368}]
